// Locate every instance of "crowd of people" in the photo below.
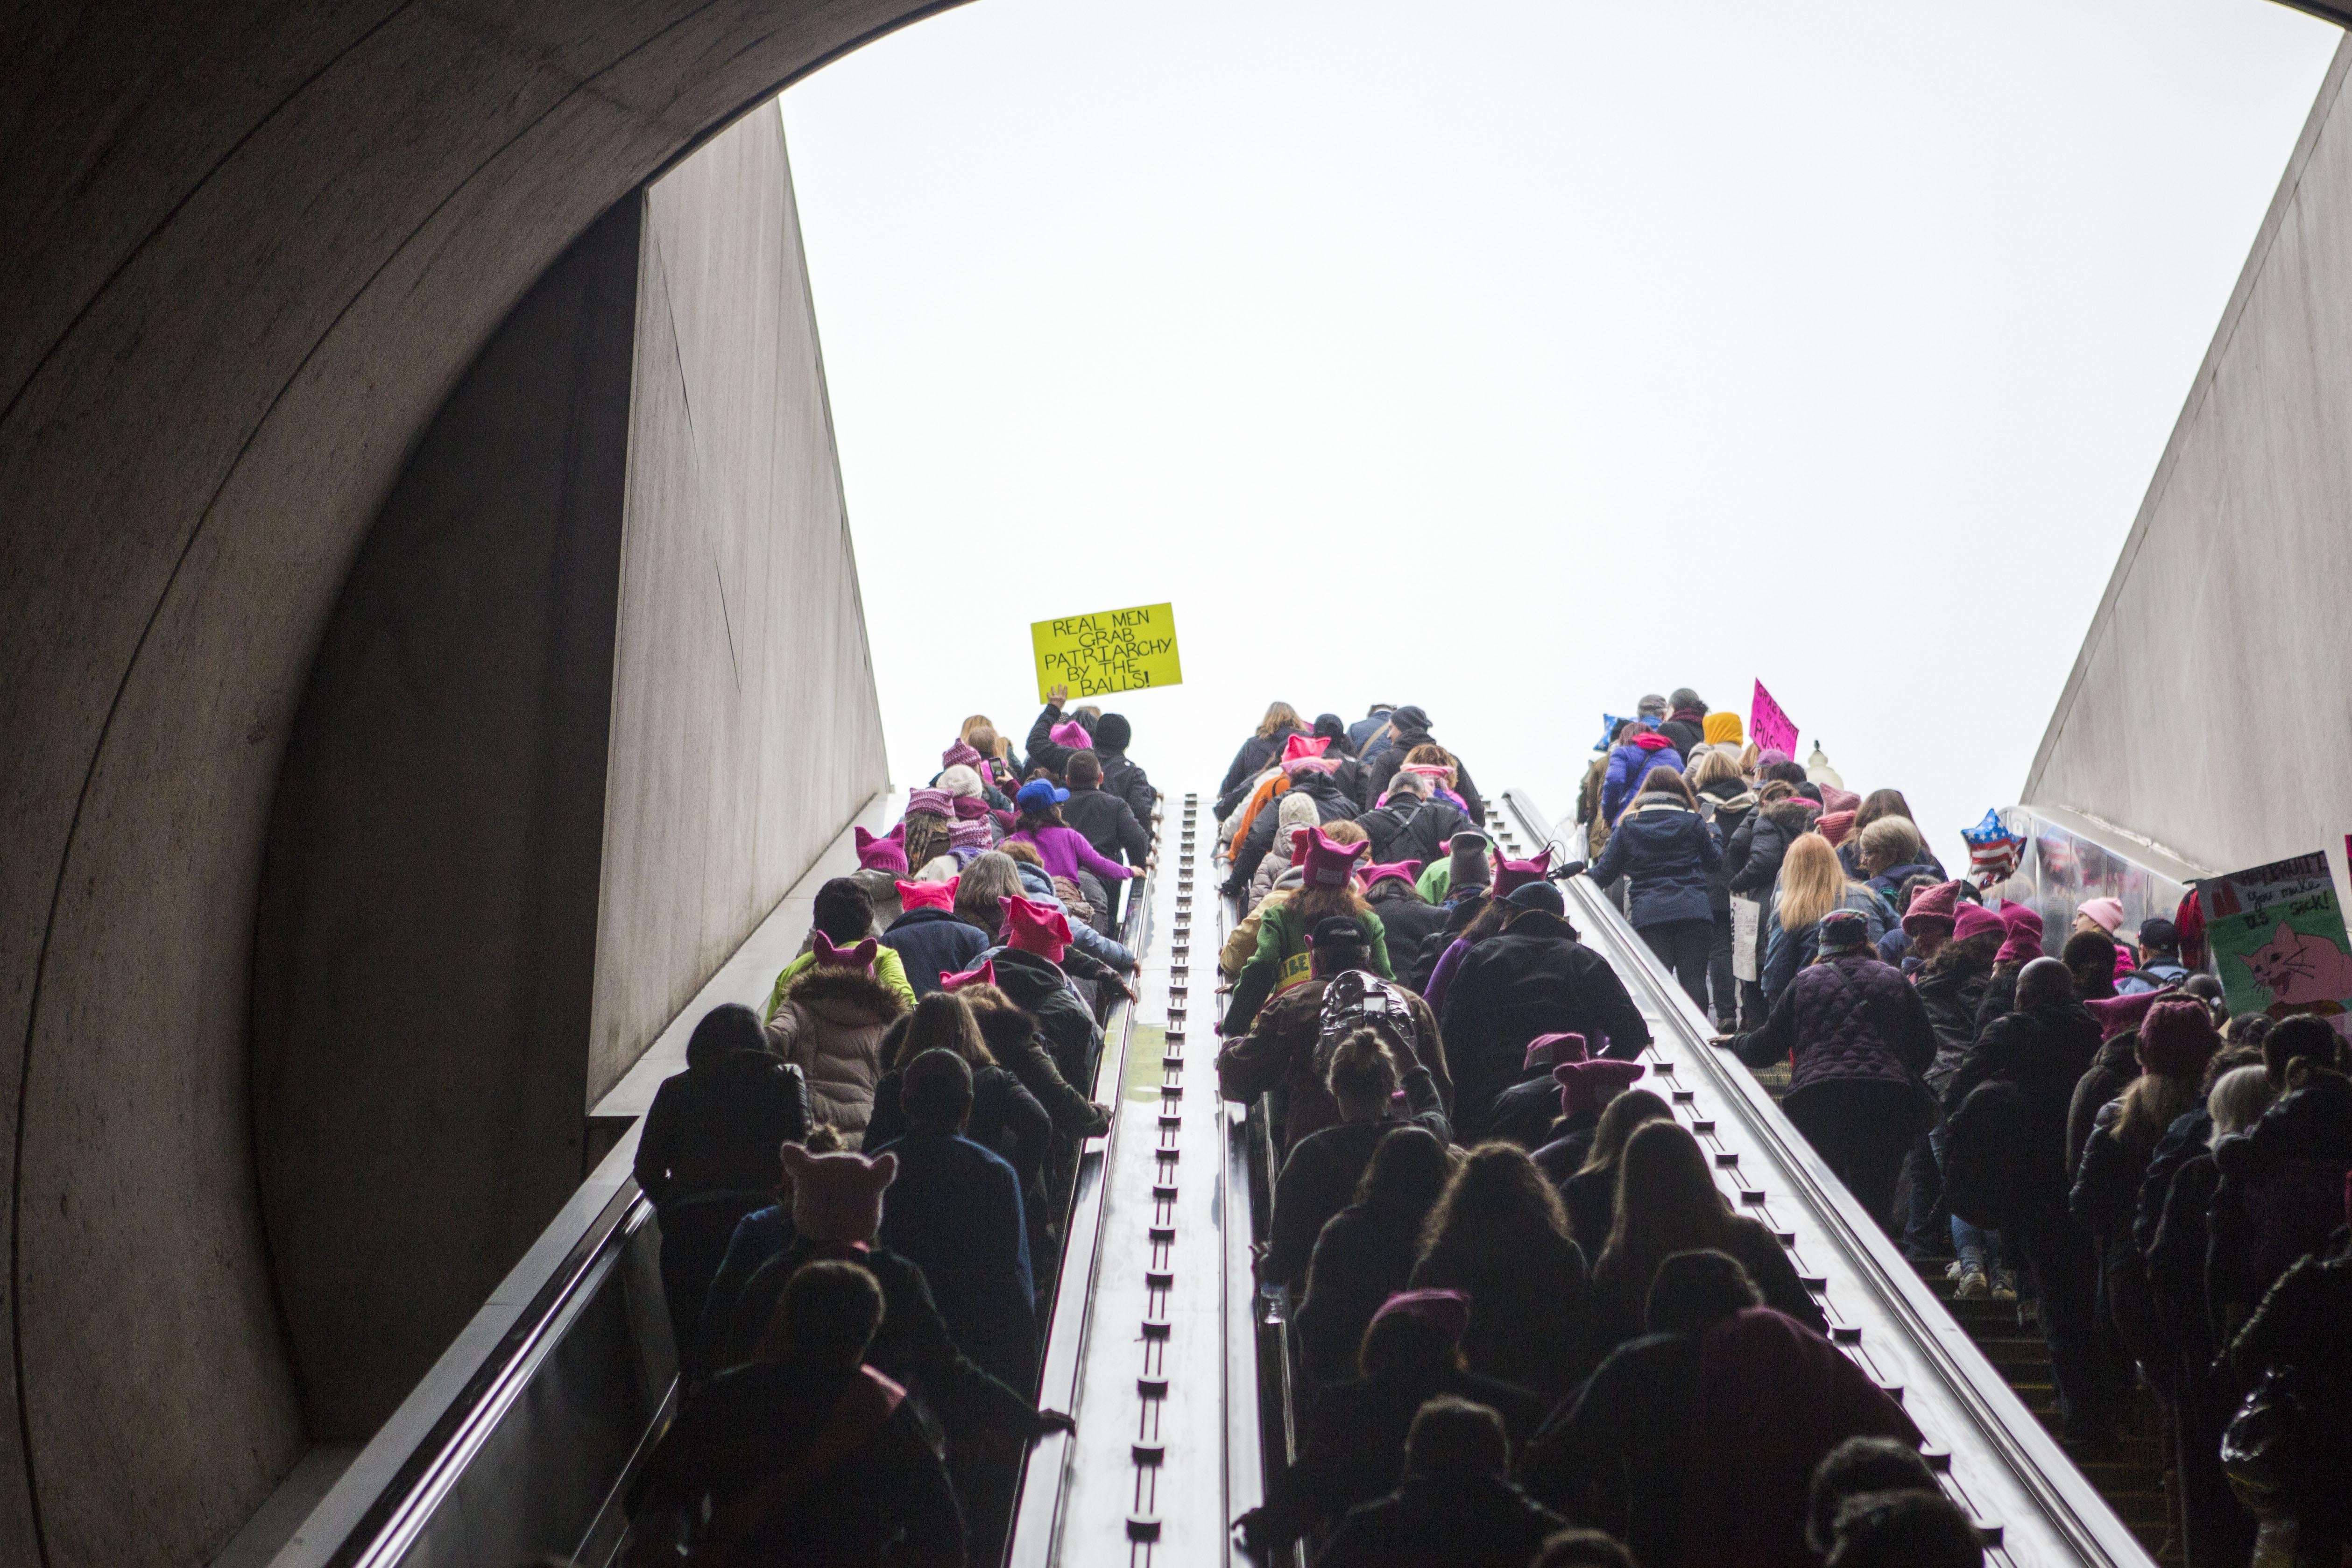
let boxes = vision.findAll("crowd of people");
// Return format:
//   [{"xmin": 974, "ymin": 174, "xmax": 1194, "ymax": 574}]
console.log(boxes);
[
  {"xmin": 1209, "ymin": 692, "xmax": 2352, "ymax": 1568},
  {"xmin": 625, "ymin": 693, "xmax": 1159, "ymax": 1566}
]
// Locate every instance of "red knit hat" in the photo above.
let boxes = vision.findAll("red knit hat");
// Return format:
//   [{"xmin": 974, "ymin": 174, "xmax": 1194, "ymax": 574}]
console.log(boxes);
[
  {"xmin": 1492, "ymin": 846, "xmax": 1555, "ymax": 898},
  {"xmin": 1555, "ymin": 1059, "xmax": 1646, "ymax": 1119},
  {"xmin": 1900, "ymin": 881, "xmax": 1962, "ymax": 938},
  {"xmin": 939, "ymin": 960, "xmax": 997, "ymax": 992},
  {"xmin": 855, "ymin": 823, "xmax": 909, "ymax": 873},
  {"xmin": 812, "ymin": 932, "xmax": 878, "ymax": 971},
  {"xmin": 1000, "ymin": 895, "xmax": 1072, "ymax": 961},
  {"xmin": 1951, "ymin": 903, "xmax": 2006, "ymax": 946},
  {"xmin": 780, "ymin": 1145, "xmax": 896, "ymax": 1243},
  {"xmin": 2138, "ymin": 997, "xmax": 2221, "ymax": 1079},
  {"xmin": 1299, "ymin": 827, "xmax": 1370, "ymax": 888},
  {"xmin": 1363, "ymin": 860, "xmax": 1422, "ymax": 890},
  {"xmin": 1524, "ymin": 1032, "xmax": 1588, "ymax": 1073},
  {"xmin": 894, "ymin": 877, "xmax": 957, "ymax": 912},
  {"xmin": 2085, "ymin": 988, "xmax": 2162, "ymax": 1042}
]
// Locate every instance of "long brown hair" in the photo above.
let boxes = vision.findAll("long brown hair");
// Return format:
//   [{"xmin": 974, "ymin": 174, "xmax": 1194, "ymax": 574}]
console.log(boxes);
[
  {"xmin": 1576, "ymin": 1088, "xmax": 1674, "ymax": 1177},
  {"xmin": 1420, "ymin": 1142, "xmax": 1570, "ymax": 1260},
  {"xmin": 1851, "ymin": 788, "xmax": 1917, "ymax": 841},
  {"xmin": 891, "ymin": 992, "xmax": 994, "ymax": 1069},
  {"xmin": 1596, "ymin": 1120, "xmax": 1735, "ymax": 1309},
  {"xmin": 1630, "ymin": 765, "xmax": 1698, "ymax": 812},
  {"xmin": 1257, "ymin": 702, "xmax": 1303, "ymax": 739}
]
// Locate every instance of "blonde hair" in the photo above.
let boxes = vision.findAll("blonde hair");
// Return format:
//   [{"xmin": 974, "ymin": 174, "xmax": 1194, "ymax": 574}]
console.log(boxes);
[
  {"xmin": 959, "ymin": 715, "xmax": 995, "ymax": 745},
  {"xmin": 1738, "ymin": 741, "xmax": 1762, "ymax": 774},
  {"xmin": 998, "ymin": 839, "xmax": 1043, "ymax": 868},
  {"xmin": 1776, "ymin": 833, "xmax": 1860, "ymax": 932},
  {"xmin": 1322, "ymin": 820, "xmax": 1369, "ymax": 846},
  {"xmin": 1257, "ymin": 702, "xmax": 1303, "ymax": 739},
  {"xmin": 1688, "ymin": 749, "xmax": 1742, "ymax": 791}
]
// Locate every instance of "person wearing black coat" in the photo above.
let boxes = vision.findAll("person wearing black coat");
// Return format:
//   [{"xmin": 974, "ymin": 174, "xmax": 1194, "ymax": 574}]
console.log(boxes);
[
  {"xmin": 1218, "ymin": 708, "xmax": 1305, "ymax": 808},
  {"xmin": 989, "ymin": 944, "xmax": 1103, "ymax": 1093},
  {"xmin": 1088, "ymin": 712, "xmax": 1157, "ymax": 828},
  {"xmin": 1059, "ymin": 762, "xmax": 1151, "ymax": 872},
  {"xmin": 2225, "ymin": 1219, "xmax": 2352, "ymax": 1567},
  {"xmin": 1240, "ymin": 1300, "xmax": 1547, "ymax": 1554},
  {"xmin": 1260, "ymin": 1049, "xmax": 1451, "ymax": 1291},
  {"xmin": 630, "ymin": 1260, "xmax": 964, "ymax": 1568},
  {"xmin": 1224, "ymin": 768, "xmax": 1361, "ymax": 894},
  {"xmin": 961, "ymin": 985, "xmax": 1109, "ymax": 1146},
  {"xmin": 1292, "ymin": 1127, "xmax": 1453, "ymax": 1385},
  {"xmin": 1356, "ymin": 706, "xmax": 1485, "ymax": 823},
  {"xmin": 634, "ymin": 1004, "xmax": 815, "ymax": 1345},
  {"xmin": 863, "ymin": 1040, "xmax": 1052, "ymax": 1196},
  {"xmin": 1353, "ymin": 777, "xmax": 1473, "ymax": 869},
  {"xmin": 1440, "ymin": 904, "xmax": 1650, "ymax": 1137},
  {"xmin": 1022, "ymin": 696, "xmax": 1092, "ymax": 778},
  {"xmin": 1314, "ymin": 1394, "xmax": 1566, "ymax": 1568},
  {"xmin": 880, "ymin": 905, "xmax": 991, "ymax": 995},
  {"xmin": 1937, "ymin": 958, "xmax": 2115, "ymax": 1446},
  {"xmin": 1364, "ymin": 876, "xmax": 1449, "ymax": 961},
  {"xmin": 869, "ymin": 1053, "xmax": 1039, "ymax": 1398},
  {"xmin": 1587, "ymin": 781, "xmax": 1722, "ymax": 1014},
  {"xmin": 1725, "ymin": 796, "xmax": 1815, "ymax": 901}
]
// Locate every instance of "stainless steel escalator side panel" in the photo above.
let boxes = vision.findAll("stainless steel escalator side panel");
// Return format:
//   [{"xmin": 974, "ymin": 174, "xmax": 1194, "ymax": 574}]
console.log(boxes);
[{"xmin": 1495, "ymin": 789, "xmax": 2154, "ymax": 1568}]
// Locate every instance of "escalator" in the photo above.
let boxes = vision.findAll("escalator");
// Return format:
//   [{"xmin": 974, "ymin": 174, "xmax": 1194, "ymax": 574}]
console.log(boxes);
[{"xmin": 257, "ymin": 776, "xmax": 2161, "ymax": 1568}]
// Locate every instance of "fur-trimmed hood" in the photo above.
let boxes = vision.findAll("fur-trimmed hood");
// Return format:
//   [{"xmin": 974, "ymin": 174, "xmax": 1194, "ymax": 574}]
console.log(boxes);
[
  {"xmin": 1761, "ymin": 798, "xmax": 1819, "ymax": 838},
  {"xmin": 785, "ymin": 965, "xmax": 905, "ymax": 1027}
]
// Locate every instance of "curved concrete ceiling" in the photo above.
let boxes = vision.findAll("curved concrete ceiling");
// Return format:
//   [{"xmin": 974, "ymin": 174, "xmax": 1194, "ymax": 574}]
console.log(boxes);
[{"xmin": 0, "ymin": 4, "xmax": 946, "ymax": 1561}]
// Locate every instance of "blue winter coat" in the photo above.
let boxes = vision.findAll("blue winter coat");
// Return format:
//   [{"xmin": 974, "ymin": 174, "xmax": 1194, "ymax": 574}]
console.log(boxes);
[
  {"xmin": 1599, "ymin": 737, "xmax": 1684, "ymax": 822},
  {"xmin": 880, "ymin": 907, "xmax": 990, "ymax": 995},
  {"xmin": 1586, "ymin": 798, "xmax": 1720, "ymax": 930},
  {"xmin": 1760, "ymin": 886, "xmax": 1896, "ymax": 1005}
]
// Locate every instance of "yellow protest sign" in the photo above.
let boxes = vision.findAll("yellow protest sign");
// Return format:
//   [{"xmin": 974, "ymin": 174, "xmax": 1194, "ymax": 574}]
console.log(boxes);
[{"xmin": 1031, "ymin": 602, "xmax": 1183, "ymax": 701}]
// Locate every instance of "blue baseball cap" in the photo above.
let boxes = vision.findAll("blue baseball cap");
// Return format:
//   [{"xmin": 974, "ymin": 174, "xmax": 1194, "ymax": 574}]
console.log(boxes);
[{"xmin": 1015, "ymin": 779, "xmax": 1071, "ymax": 812}]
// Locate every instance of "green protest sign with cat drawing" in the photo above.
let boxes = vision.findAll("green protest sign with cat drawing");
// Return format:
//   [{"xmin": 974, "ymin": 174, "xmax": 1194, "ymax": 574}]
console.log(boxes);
[{"xmin": 2202, "ymin": 849, "xmax": 2352, "ymax": 1027}]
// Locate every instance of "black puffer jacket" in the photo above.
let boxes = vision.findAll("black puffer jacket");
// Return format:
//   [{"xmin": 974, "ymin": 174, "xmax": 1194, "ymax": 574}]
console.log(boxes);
[
  {"xmin": 1726, "ymin": 799, "xmax": 1816, "ymax": 897},
  {"xmin": 1354, "ymin": 794, "xmax": 1473, "ymax": 869},
  {"xmin": 1061, "ymin": 784, "xmax": 1151, "ymax": 870},
  {"xmin": 989, "ymin": 946, "xmax": 1103, "ymax": 1091},
  {"xmin": 1587, "ymin": 797, "xmax": 1720, "ymax": 930},
  {"xmin": 1732, "ymin": 951, "xmax": 1936, "ymax": 1106},
  {"xmin": 1096, "ymin": 747, "xmax": 1157, "ymax": 827},
  {"xmin": 1912, "ymin": 950, "xmax": 1994, "ymax": 1093},
  {"xmin": 1940, "ymin": 1003, "xmax": 2103, "ymax": 1215},
  {"xmin": 2213, "ymin": 1070, "xmax": 2352, "ymax": 1304},
  {"xmin": 1439, "ymin": 909, "xmax": 1650, "ymax": 1130},
  {"xmin": 1364, "ymin": 884, "xmax": 1449, "ymax": 965}
]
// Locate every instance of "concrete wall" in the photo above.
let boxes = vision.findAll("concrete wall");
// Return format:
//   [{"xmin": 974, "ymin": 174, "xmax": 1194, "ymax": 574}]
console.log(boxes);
[
  {"xmin": 589, "ymin": 109, "xmax": 887, "ymax": 1105},
  {"xmin": 249, "ymin": 197, "xmax": 642, "ymax": 1445},
  {"xmin": 2025, "ymin": 36, "xmax": 2352, "ymax": 893},
  {"xmin": 0, "ymin": 2, "xmax": 930, "ymax": 1554}
]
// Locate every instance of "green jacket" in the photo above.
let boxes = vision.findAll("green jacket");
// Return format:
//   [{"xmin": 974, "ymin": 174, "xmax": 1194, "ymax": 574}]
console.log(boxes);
[
  {"xmin": 1225, "ymin": 903, "xmax": 1391, "ymax": 1037},
  {"xmin": 1416, "ymin": 861, "xmax": 1453, "ymax": 904},
  {"xmin": 763, "ymin": 946, "xmax": 917, "ymax": 1023}
]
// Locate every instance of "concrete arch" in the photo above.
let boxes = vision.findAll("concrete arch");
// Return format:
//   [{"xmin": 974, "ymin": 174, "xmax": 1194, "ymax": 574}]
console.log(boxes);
[{"xmin": 0, "ymin": 4, "xmax": 939, "ymax": 1561}]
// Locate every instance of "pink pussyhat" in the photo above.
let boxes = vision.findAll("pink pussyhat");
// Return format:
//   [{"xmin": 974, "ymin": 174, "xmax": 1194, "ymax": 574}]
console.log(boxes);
[
  {"xmin": 1399, "ymin": 762, "xmax": 1454, "ymax": 782},
  {"xmin": 1049, "ymin": 718, "xmax": 1091, "ymax": 749},
  {"xmin": 1821, "ymin": 787, "xmax": 1861, "ymax": 816},
  {"xmin": 1369, "ymin": 1288, "xmax": 1470, "ymax": 1346},
  {"xmin": 1279, "ymin": 733, "xmax": 1332, "ymax": 767},
  {"xmin": 1816, "ymin": 810, "xmax": 1857, "ymax": 848},
  {"xmin": 939, "ymin": 959, "xmax": 998, "ymax": 992},
  {"xmin": 948, "ymin": 819, "xmax": 993, "ymax": 850},
  {"xmin": 812, "ymin": 932, "xmax": 879, "ymax": 971},
  {"xmin": 1996, "ymin": 903, "xmax": 2044, "ymax": 965},
  {"xmin": 1555, "ymin": 1059, "xmax": 1646, "ymax": 1118},
  {"xmin": 941, "ymin": 738, "xmax": 984, "ymax": 770},
  {"xmin": 1362, "ymin": 860, "xmax": 1423, "ymax": 891},
  {"xmin": 1524, "ymin": 1032, "xmax": 1589, "ymax": 1073},
  {"xmin": 1492, "ymin": 846, "xmax": 1555, "ymax": 898},
  {"xmin": 2078, "ymin": 897, "xmax": 2126, "ymax": 935},
  {"xmin": 1000, "ymin": 895, "xmax": 1072, "ymax": 962},
  {"xmin": 951, "ymin": 794, "xmax": 991, "ymax": 821},
  {"xmin": 1298, "ymin": 827, "xmax": 1370, "ymax": 888},
  {"xmin": 2085, "ymin": 989, "xmax": 2163, "ymax": 1042},
  {"xmin": 904, "ymin": 787, "xmax": 954, "ymax": 818},
  {"xmin": 894, "ymin": 877, "xmax": 958, "ymax": 912},
  {"xmin": 779, "ymin": 1145, "xmax": 896, "ymax": 1244},
  {"xmin": 855, "ymin": 823, "xmax": 908, "ymax": 874},
  {"xmin": 1952, "ymin": 903, "xmax": 2006, "ymax": 946}
]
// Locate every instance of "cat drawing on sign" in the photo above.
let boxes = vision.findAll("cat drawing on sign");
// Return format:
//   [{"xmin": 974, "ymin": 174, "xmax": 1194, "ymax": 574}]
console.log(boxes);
[{"xmin": 2242, "ymin": 922, "xmax": 2352, "ymax": 1006}]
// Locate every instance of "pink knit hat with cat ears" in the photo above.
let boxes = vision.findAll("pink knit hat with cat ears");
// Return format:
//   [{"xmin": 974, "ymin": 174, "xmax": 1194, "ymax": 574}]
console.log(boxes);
[
  {"xmin": 811, "ymin": 932, "xmax": 879, "ymax": 972},
  {"xmin": 2138, "ymin": 997, "xmax": 2220, "ymax": 1079},
  {"xmin": 1492, "ymin": 846, "xmax": 1555, "ymax": 898},
  {"xmin": 941, "ymin": 738, "xmax": 984, "ymax": 771},
  {"xmin": 1299, "ymin": 827, "xmax": 1370, "ymax": 889},
  {"xmin": 1362, "ymin": 860, "xmax": 1423, "ymax": 891},
  {"xmin": 1279, "ymin": 733, "xmax": 1337, "ymax": 773},
  {"xmin": 904, "ymin": 787, "xmax": 954, "ymax": 818},
  {"xmin": 779, "ymin": 1144, "xmax": 896, "ymax": 1244},
  {"xmin": 1370, "ymin": 1288, "xmax": 1470, "ymax": 1347},
  {"xmin": 1524, "ymin": 1032, "xmax": 1588, "ymax": 1073},
  {"xmin": 1996, "ymin": 903, "xmax": 2044, "ymax": 965},
  {"xmin": 894, "ymin": 877, "xmax": 957, "ymax": 912},
  {"xmin": 2085, "ymin": 988, "xmax": 2163, "ymax": 1042},
  {"xmin": 948, "ymin": 819, "xmax": 993, "ymax": 850},
  {"xmin": 1049, "ymin": 718, "xmax": 1092, "ymax": 749},
  {"xmin": 1952, "ymin": 903, "xmax": 2006, "ymax": 946},
  {"xmin": 1000, "ymin": 895, "xmax": 1072, "ymax": 961},
  {"xmin": 939, "ymin": 959, "xmax": 998, "ymax": 992},
  {"xmin": 855, "ymin": 824, "xmax": 908, "ymax": 874},
  {"xmin": 1555, "ymin": 1059, "xmax": 1646, "ymax": 1119}
]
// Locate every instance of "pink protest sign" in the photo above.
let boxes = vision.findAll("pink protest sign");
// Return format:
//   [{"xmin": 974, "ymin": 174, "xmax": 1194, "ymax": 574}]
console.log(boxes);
[{"xmin": 1751, "ymin": 680, "xmax": 1799, "ymax": 757}]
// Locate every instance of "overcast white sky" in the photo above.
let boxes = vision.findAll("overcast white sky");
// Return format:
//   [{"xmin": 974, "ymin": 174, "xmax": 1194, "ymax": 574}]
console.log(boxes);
[{"xmin": 779, "ymin": 0, "xmax": 2339, "ymax": 868}]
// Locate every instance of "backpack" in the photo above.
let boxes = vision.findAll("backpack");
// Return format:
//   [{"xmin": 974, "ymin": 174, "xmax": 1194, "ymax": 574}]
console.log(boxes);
[{"xmin": 1942, "ymin": 1079, "xmax": 2035, "ymax": 1229}]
